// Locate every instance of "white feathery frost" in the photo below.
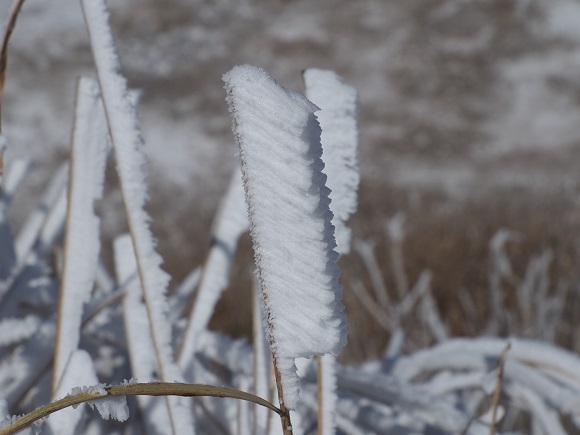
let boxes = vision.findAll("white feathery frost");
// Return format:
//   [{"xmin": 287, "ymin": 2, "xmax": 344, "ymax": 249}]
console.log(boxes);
[
  {"xmin": 303, "ymin": 68, "xmax": 359, "ymax": 434},
  {"xmin": 303, "ymin": 68, "xmax": 359, "ymax": 255},
  {"xmin": 48, "ymin": 350, "xmax": 100, "ymax": 434},
  {"xmin": 223, "ymin": 64, "xmax": 347, "ymax": 409}
]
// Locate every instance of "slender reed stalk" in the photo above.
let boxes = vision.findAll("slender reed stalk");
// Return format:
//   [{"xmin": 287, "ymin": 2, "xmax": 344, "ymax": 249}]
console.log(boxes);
[{"xmin": 272, "ymin": 359, "xmax": 294, "ymax": 435}]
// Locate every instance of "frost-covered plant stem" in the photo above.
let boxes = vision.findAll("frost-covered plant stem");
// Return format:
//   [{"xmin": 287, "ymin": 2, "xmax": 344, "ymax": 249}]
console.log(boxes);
[
  {"xmin": 0, "ymin": 383, "xmax": 281, "ymax": 435},
  {"xmin": 81, "ymin": 1, "xmax": 193, "ymax": 432},
  {"xmin": 304, "ymin": 68, "xmax": 359, "ymax": 435},
  {"xmin": 53, "ymin": 77, "xmax": 107, "ymax": 393},
  {"xmin": 273, "ymin": 360, "xmax": 294, "ymax": 435},
  {"xmin": 223, "ymin": 65, "xmax": 346, "ymax": 432}
]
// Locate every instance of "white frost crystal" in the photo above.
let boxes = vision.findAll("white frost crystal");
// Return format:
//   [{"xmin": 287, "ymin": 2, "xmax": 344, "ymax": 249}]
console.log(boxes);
[
  {"xmin": 70, "ymin": 383, "xmax": 129, "ymax": 422},
  {"xmin": 303, "ymin": 68, "xmax": 359, "ymax": 255},
  {"xmin": 223, "ymin": 65, "xmax": 347, "ymax": 409}
]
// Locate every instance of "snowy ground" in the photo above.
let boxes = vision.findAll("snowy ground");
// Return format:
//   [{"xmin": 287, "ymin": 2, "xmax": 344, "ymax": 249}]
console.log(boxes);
[{"xmin": 2, "ymin": 0, "xmax": 580, "ymax": 354}]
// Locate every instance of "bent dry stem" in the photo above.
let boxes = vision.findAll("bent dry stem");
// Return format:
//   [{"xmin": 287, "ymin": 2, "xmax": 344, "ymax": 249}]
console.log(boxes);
[{"xmin": 0, "ymin": 382, "xmax": 281, "ymax": 435}]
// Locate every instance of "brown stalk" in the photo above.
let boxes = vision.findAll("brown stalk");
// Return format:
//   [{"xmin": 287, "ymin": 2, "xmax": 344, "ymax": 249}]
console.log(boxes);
[
  {"xmin": 0, "ymin": 0, "xmax": 27, "ymax": 134},
  {"xmin": 272, "ymin": 358, "xmax": 294, "ymax": 435},
  {"xmin": 0, "ymin": 382, "xmax": 281, "ymax": 435},
  {"xmin": 490, "ymin": 342, "xmax": 511, "ymax": 435},
  {"xmin": 316, "ymin": 355, "xmax": 323, "ymax": 435}
]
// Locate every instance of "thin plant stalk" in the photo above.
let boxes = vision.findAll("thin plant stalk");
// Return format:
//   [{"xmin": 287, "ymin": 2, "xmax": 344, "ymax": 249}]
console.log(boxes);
[
  {"xmin": 0, "ymin": 0, "xmax": 26, "ymax": 133},
  {"xmin": 0, "ymin": 383, "xmax": 281, "ymax": 435},
  {"xmin": 490, "ymin": 343, "xmax": 511, "ymax": 435}
]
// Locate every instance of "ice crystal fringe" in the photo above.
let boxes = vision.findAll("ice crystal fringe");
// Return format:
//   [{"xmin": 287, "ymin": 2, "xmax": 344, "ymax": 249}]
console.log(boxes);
[
  {"xmin": 48, "ymin": 350, "xmax": 100, "ymax": 434},
  {"xmin": 81, "ymin": 0, "xmax": 194, "ymax": 432},
  {"xmin": 69, "ymin": 383, "xmax": 129, "ymax": 422},
  {"xmin": 303, "ymin": 69, "xmax": 359, "ymax": 255},
  {"xmin": 223, "ymin": 65, "xmax": 347, "ymax": 409}
]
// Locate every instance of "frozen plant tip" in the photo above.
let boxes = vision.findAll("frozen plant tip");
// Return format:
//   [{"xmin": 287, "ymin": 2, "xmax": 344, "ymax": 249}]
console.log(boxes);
[{"xmin": 223, "ymin": 65, "xmax": 347, "ymax": 411}]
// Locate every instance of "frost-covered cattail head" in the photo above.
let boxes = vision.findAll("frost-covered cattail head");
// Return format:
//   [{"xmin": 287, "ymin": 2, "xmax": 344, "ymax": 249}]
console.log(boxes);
[{"xmin": 223, "ymin": 65, "xmax": 347, "ymax": 409}]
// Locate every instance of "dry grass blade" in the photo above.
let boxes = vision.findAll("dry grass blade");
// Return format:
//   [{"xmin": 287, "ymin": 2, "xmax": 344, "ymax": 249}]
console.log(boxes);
[
  {"xmin": 0, "ymin": 0, "xmax": 26, "ymax": 133},
  {"xmin": 490, "ymin": 342, "xmax": 511, "ymax": 435}
]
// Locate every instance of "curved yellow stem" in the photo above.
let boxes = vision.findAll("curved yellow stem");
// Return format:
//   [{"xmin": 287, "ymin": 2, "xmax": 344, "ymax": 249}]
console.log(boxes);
[{"xmin": 0, "ymin": 382, "xmax": 281, "ymax": 435}]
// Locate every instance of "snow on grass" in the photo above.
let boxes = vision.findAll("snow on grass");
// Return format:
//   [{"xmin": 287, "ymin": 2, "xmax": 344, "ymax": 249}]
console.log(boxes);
[
  {"xmin": 223, "ymin": 64, "xmax": 347, "ymax": 410},
  {"xmin": 81, "ymin": 0, "xmax": 194, "ymax": 432},
  {"xmin": 0, "ymin": 315, "xmax": 39, "ymax": 347},
  {"xmin": 69, "ymin": 382, "xmax": 129, "ymax": 422},
  {"xmin": 0, "ymin": 158, "xmax": 28, "ymax": 202},
  {"xmin": 178, "ymin": 165, "xmax": 249, "ymax": 372},
  {"xmin": 114, "ymin": 233, "xmax": 174, "ymax": 435},
  {"xmin": 1, "ymin": 322, "xmax": 56, "ymax": 409},
  {"xmin": 48, "ymin": 350, "xmax": 100, "ymax": 434},
  {"xmin": 303, "ymin": 68, "xmax": 359, "ymax": 255},
  {"xmin": 53, "ymin": 77, "xmax": 108, "ymax": 392},
  {"xmin": 13, "ymin": 162, "xmax": 68, "ymax": 265},
  {"xmin": 303, "ymin": 68, "xmax": 359, "ymax": 435}
]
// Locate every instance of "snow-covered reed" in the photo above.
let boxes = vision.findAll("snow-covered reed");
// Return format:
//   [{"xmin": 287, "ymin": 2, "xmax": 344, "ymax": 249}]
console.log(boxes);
[
  {"xmin": 53, "ymin": 77, "xmax": 108, "ymax": 393},
  {"xmin": 304, "ymin": 68, "xmax": 359, "ymax": 435},
  {"xmin": 81, "ymin": 0, "xmax": 194, "ymax": 432},
  {"xmin": 223, "ymin": 65, "xmax": 347, "ymax": 415}
]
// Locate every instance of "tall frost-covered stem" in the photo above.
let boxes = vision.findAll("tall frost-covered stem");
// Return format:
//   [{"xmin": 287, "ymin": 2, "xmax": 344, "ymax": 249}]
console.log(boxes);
[
  {"xmin": 304, "ymin": 69, "xmax": 359, "ymax": 435},
  {"xmin": 53, "ymin": 77, "xmax": 108, "ymax": 392},
  {"xmin": 223, "ymin": 65, "xmax": 347, "ymax": 433},
  {"xmin": 81, "ymin": 1, "xmax": 194, "ymax": 433},
  {"xmin": 114, "ymin": 234, "xmax": 173, "ymax": 435}
]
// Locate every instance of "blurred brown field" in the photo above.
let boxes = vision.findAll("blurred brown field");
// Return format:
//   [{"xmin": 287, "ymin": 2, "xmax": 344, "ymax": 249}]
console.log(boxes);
[
  {"xmin": 147, "ymin": 177, "xmax": 580, "ymax": 364},
  {"xmin": 5, "ymin": 0, "xmax": 580, "ymax": 366}
]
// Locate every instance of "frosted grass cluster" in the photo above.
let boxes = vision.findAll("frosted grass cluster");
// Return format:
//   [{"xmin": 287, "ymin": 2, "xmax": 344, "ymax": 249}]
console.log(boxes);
[{"xmin": 1, "ymin": 1, "xmax": 580, "ymax": 433}]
